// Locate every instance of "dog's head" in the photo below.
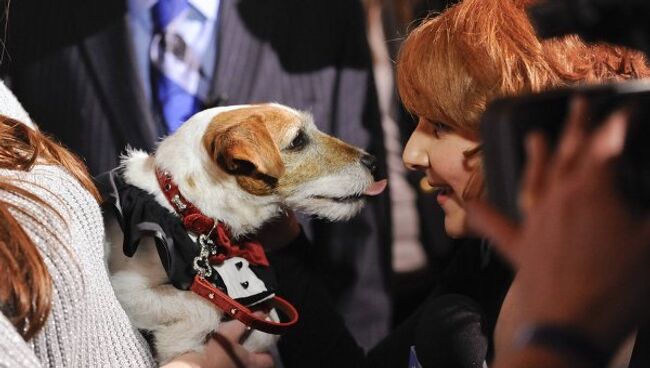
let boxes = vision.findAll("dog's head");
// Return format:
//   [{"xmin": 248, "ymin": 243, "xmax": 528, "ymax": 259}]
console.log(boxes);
[
  {"xmin": 153, "ymin": 103, "xmax": 386, "ymax": 234},
  {"xmin": 202, "ymin": 103, "xmax": 386, "ymax": 219}
]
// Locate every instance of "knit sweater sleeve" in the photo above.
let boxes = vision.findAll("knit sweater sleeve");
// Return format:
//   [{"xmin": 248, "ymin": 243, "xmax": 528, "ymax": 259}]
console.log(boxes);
[
  {"xmin": 0, "ymin": 166, "xmax": 156, "ymax": 367},
  {"xmin": 0, "ymin": 81, "xmax": 155, "ymax": 367},
  {"xmin": 0, "ymin": 80, "xmax": 34, "ymax": 128},
  {"xmin": 0, "ymin": 313, "xmax": 41, "ymax": 368}
]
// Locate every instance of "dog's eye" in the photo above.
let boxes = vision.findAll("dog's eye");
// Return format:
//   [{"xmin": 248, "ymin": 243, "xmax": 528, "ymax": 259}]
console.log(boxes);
[{"xmin": 287, "ymin": 130, "xmax": 308, "ymax": 151}]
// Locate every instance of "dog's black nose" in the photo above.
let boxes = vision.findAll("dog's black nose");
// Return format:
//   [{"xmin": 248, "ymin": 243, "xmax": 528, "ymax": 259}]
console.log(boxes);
[{"xmin": 361, "ymin": 154, "xmax": 377, "ymax": 173}]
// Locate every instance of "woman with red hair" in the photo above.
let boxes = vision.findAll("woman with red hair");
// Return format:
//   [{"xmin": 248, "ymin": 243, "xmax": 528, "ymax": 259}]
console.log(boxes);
[
  {"xmin": 398, "ymin": 0, "xmax": 648, "ymax": 235},
  {"xmin": 267, "ymin": 0, "xmax": 650, "ymax": 367},
  {"xmin": 394, "ymin": 0, "xmax": 650, "ymax": 365}
]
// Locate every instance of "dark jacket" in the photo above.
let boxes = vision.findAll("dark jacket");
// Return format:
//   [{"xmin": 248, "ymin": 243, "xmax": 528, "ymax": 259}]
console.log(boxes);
[{"xmin": 269, "ymin": 234, "xmax": 513, "ymax": 368}]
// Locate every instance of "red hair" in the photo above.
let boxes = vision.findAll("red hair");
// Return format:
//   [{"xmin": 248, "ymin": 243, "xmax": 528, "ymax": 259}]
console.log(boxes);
[
  {"xmin": 397, "ymin": 0, "xmax": 650, "ymax": 135},
  {"xmin": 0, "ymin": 116, "xmax": 99, "ymax": 340},
  {"xmin": 396, "ymin": 0, "xmax": 650, "ymax": 197}
]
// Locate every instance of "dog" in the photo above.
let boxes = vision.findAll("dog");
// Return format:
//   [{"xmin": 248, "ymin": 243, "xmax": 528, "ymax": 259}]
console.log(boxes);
[{"xmin": 104, "ymin": 103, "xmax": 387, "ymax": 364}]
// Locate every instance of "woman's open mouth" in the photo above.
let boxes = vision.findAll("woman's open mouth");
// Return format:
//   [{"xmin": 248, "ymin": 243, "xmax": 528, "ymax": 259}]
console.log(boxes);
[
  {"xmin": 432, "ymin": 185, "xmax": 453, "ymax": 205},
  {"xmin": 426, "ymin": 179, "xmax": 452, "ymax": 195},
  {"xmin": 433, "ymin": 186, "xmax": 452, "ymax": 196}
]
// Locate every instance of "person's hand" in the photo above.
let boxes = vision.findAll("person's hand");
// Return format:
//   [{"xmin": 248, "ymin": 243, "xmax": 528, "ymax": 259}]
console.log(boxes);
[
  {"xmin": 467, "ymin": 97, "xmax": 650, "ymax": 355},
  {"xmin": 161, "ymin": 317, "xmax": 274, "ymax": 368},
  {"xmin": 255, "ymin": 209, "xmax": 301, "ymax": 251}
]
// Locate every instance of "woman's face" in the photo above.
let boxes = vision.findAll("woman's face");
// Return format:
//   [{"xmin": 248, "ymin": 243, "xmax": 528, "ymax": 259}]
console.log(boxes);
[{"xmin": 403, "ymin": 118, "xmax": 479, "ymax": 238}]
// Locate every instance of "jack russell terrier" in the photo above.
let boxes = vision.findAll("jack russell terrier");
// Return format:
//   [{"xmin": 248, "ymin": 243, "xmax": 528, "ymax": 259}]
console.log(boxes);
[{"xmin": 101, "ymin": 103, "xmax": 387, "ymax": 364}]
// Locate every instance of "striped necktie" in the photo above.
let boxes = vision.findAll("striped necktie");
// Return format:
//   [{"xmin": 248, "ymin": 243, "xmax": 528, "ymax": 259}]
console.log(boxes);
[{"xmin": 150, "ymin": 0, "xmax": 203, "ymax": 133}]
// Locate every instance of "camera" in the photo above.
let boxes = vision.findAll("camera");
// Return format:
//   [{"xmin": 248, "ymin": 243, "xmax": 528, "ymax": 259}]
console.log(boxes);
[
  {"xmin": 480, "ymin": 0, "xmax": 650, "ymax": 221},
  {"xmin": 481, "ymin": 81, "xmax": 650, "ymax": 221}
]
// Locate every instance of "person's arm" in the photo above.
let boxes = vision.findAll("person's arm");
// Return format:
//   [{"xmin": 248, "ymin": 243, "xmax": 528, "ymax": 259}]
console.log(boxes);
[
  {"xmin": 266, "ymin": 230, "xmax": 367, "ymax": 368},
  {"xmin": 468, "ymin": 99, "xmax": 650, "ymax": 367},
  {"xmin": 255, "ymin": 212, "xmax": 367, "ymax": 366},
  {"xmin": 494, "ymin": 346, "xmax": 580, "ymax": 368}
]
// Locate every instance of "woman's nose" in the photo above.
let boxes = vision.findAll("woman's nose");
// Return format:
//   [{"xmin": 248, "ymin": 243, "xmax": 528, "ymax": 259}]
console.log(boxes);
[{"xmin": 403, "ymin": 130, "xmax": 429, "ymax": 171}]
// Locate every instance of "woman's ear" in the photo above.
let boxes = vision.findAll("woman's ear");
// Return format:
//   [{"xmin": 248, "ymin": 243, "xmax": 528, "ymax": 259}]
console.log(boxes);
[{"xmin": 203, "ymin": 114, "xmax": 285, "ymax": 195}]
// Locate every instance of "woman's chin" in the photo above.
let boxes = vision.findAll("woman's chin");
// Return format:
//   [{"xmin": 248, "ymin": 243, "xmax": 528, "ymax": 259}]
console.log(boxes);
[
  {"xmin": 444, "ymin": 225, "xmax": 465, "ymax": 239},
  {"xmin": 443, "ymin": 212, "xmax": 470, "ymax": 238},
  {"xmin": 439, "ymin": 193, "xmax": 471, "ymax": 238}
]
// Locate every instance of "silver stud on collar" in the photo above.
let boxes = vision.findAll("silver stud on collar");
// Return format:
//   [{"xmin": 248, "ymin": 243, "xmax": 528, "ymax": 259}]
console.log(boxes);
[{"xmin": 171, "ymin": 194, "xmax": 187, "ymax": 211}]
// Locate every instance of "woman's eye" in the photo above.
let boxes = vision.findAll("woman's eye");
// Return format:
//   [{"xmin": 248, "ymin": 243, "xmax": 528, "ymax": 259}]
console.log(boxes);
[
  {"xmin": 288, "ymin": 130, "xmax": 308, "ymax": 151},
  {"xmin": 431, "ymin": 121, "xmax": 450, "ymax": 137}
]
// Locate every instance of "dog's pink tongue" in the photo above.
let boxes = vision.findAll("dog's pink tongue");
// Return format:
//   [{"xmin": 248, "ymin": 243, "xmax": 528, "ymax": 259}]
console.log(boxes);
[{"xmin": 363, "ymin": 179, "xmax": 388, "ymax": 196}]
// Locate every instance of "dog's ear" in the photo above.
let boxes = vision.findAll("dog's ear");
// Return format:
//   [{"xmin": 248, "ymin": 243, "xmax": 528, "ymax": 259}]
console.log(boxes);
[{"xmin": 204, "ymin": 114, "xmax": 284, "ymax": 195}]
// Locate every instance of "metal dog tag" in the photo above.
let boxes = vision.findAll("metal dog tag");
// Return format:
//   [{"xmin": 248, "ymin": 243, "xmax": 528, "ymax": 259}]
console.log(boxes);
[{"xmin": 193, "ymin": 234, "xmax": 215, "ymax": 278}]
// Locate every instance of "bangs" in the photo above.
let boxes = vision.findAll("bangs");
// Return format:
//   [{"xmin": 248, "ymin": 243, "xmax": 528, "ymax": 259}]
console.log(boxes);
[
  {"xmin": 397, "ymin": 0, "xmax": 650, "ymax": 138},
  {"xmin": 396, "ymin": 0, "xmax": 562, "ymax": 135},
  {"xmin": 397, "ymin": 15, "xmax": 485, "ymax": 135}
]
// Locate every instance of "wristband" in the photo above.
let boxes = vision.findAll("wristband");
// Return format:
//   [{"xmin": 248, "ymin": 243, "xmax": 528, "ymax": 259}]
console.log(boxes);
[{"xmin": 515, "ymin": 324, "xmax": 612, "ymax": 367}]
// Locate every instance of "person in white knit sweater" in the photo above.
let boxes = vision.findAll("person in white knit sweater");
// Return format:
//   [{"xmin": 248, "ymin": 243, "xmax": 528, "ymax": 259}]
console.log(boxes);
[{"xmin": 0, "ymin": 80, "xmax": 272, "ymax": 368}]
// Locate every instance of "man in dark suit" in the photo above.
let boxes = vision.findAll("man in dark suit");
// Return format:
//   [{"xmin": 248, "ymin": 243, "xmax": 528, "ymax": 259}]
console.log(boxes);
[{"xmin": 2, "ymin": 0, "xmax": 392, "ymax": 351}]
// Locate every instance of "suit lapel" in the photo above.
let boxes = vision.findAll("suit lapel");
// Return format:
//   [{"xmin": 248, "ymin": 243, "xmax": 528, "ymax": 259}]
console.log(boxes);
[{"xmin": 80, "ymin": 11, "xmax": 159, "ymax": 151}]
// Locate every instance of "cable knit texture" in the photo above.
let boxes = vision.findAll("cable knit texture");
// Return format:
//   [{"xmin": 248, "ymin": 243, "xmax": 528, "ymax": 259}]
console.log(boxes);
[
  {"xmin": 0, "ymin": 80, "xmax": 155, "ymax": 367},
  {"xmin": 0, "ymin": 81, "xmax": 33, "ymax": 128}
]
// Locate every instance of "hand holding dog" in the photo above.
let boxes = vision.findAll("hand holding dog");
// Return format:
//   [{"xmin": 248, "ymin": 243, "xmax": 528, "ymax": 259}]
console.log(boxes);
[
  {"xmin": 162, "ymin": 317, "xmax": 274, "ymax": 368},
  {"xmin": 467, "ymin": 98, "xmax": 650, "ymax": 363}
]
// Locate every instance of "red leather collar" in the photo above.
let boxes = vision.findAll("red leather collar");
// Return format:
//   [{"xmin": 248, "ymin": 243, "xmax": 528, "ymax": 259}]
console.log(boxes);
[{"xmin": 155, "ymin": 168, "xmax": 269, "ymax": 267}]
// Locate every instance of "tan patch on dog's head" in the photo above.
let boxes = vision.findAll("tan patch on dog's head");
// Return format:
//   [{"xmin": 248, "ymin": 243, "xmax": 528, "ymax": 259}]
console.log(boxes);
[
  {"xmin": 204, "ymin": 103, "xmax": 370, "ymax": 206},
  {"xmin": 200, "ymin": 103, "xmax": 380, "ymax": 221},
  {"xmin": 203, "ymin": 108, "xmax": 287, "ymax": 195}
]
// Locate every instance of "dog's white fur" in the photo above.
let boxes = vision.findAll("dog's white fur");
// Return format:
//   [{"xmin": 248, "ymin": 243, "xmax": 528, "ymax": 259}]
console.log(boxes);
[{"xmin": 106, "ymin": 104, "xmax": 379, "ymax": 364}]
